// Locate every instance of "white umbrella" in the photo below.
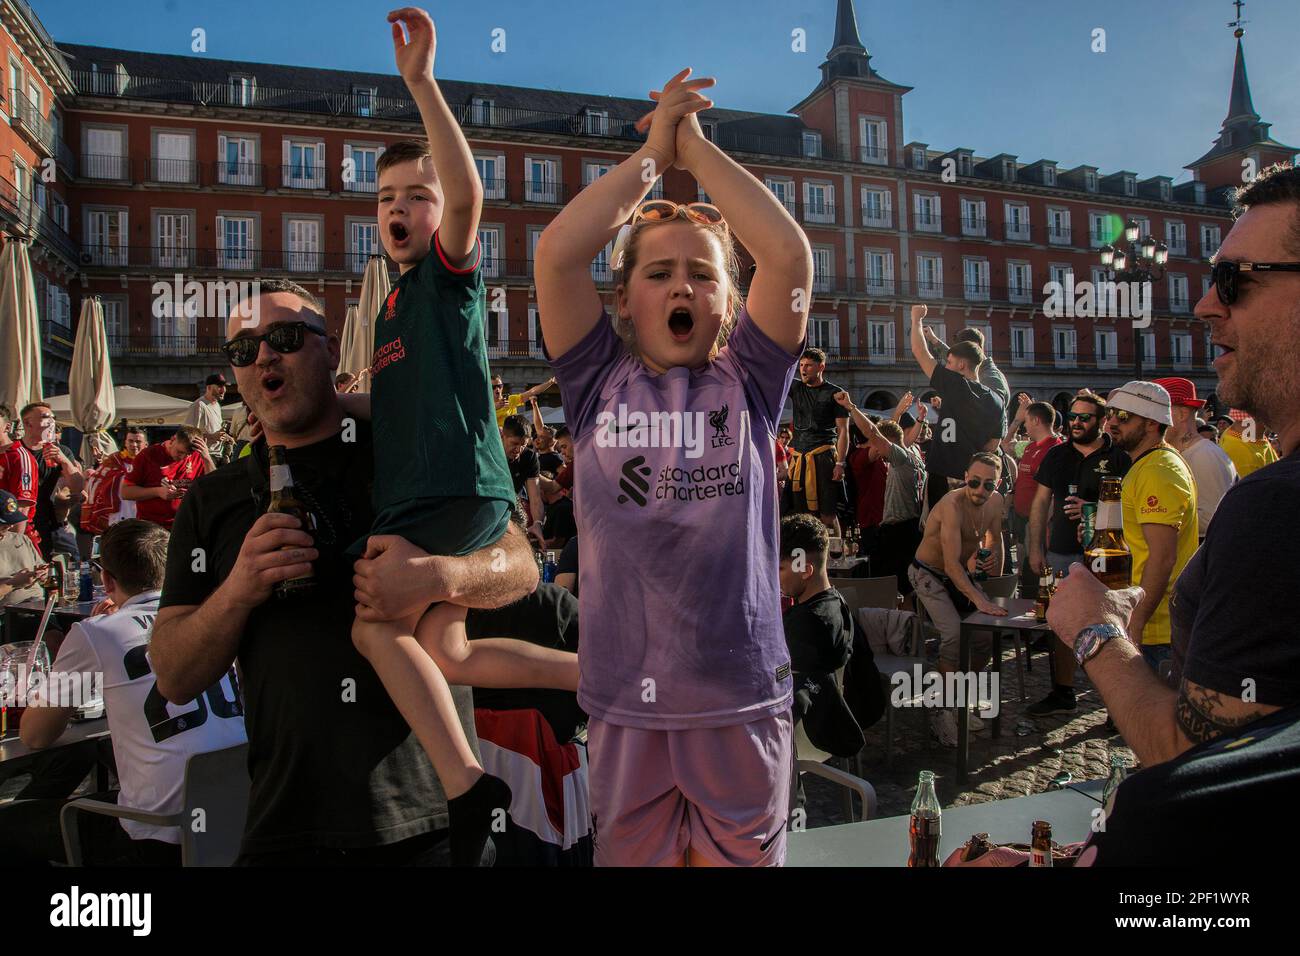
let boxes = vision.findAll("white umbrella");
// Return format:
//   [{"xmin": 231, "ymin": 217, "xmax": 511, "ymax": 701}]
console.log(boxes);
[
  {"xmin": 69, "ymin": 296, "xmax": 118, "ymax": 464},
  {"xmin": 540, "ymin": 406, "xmax": 566, "ymax": 426},
  {"xmin": 45, "ymin": 385, "xmax": 192, "ymax": 426},
  {"xmin": 351, "ymin": 256, "xmax": 391, "ymax": 394},
  {"xmin": 338, "ymin": 304, "xmax": 371, "ymax": 391},
  {"xmin": 0, "ymin": 237, "xmax": 42, "ymax": 412}
]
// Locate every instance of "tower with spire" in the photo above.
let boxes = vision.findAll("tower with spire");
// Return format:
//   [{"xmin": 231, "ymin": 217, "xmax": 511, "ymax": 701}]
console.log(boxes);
[{"xmin": 1186, "ymin": 2, "xmax": 1296, "ymax": 191}]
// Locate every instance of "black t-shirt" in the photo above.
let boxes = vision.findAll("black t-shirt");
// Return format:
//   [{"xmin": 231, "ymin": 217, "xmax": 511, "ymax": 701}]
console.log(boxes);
[
  {"xmin": 1086, "ymin": 704, "xmax": 1300, "ymax": 866},
  {"xmin": 788, "ymin": 381, "xmax": 848, "ymax": 453},
  {"xmin": 924, "ymin": 366, "xmax": 1005, "ymax": 479},
  {"xmin": 159, "ymin": 422, "xmax": 471, "ymax": 853},
  {"xmin": 538, "ymin": 451, "xmax": 564, "ymax": 476},
  {"xmin": 783, "ymin": 587, "xmax": 853, "ymax": 676},
  {"xmin": 468, "ymin": 583, "xmax": 583, "ymax": 743},
  {"xmin": 1033, "ymin": 434, "xmax": 1131, "ymax": 556},
  {"xmin": 542, "ymin": 494, "xmax": 576, "ymax": 544},
  {"xmin": 556, "ymin": 536, "xmax": 579, "ymax": 592},
  {"xmin": 509, "ymin": 448, "xmax": 541, "ymax": 496},
  {"xmin": 27, "ymin": 442, "xmax": 78, "ymax": 538},
  {"xmin": 1169, "ymin": 450, "xmax": 1300, "ymax": 706}
]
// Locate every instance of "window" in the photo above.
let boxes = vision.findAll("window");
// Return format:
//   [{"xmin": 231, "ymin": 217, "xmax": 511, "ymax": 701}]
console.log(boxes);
[
  {"xmin": 912, "ymin": 148, "xmax": 927, "ymax": 170},
  {"xmin": 1054, "ymin": 326, "xmax": 1077, "ymax": 367},
  {"xmin": 86, "ymin": 208, "xmax": 127, "ymax": 266},
  {"xmin": 1171, "ymin": 331, "xmax": 1192, "ymax": 368},
  {"xmin": 648, "ymin": 177, "xmax": 664, "ymax": 201},
  {"xmin": 803, "ymin": 181, "xmax": 834, "ymax": 224},
  {"xmin": 476, "ymin": 153, "xmax": 506, "ymax": 200},
  {"xmin": 582, "ymin": 160, "xmax": 613, "ymax": 187},
  {"xmin": 527, "ymin": 227, "xmax": 543, "ymax": 274},
  {"xmin": 229, "ymin": 75, "xmax": 255, "ymax": 107},
  {"xmin": 958, "ymin": 154, "xmax": 973, "ymax": 177},
  {"xmin": 349, "ymin": 220, "xmax": 378, "ymax": 273},
  {"xmin": 85, "ymin": 126, "xmax": 126, "ymax": 180},
  {"xmin": 916, "ymin": 254, "xmax": 943, "ymax": 297},
  {"xmin": 583, "ymin": 110, "xmax": 609, "ymax": 136},
  {"xmin": 1201, "ymin": 224, "xmax": 1221, "ymax": 257},
  {"xmin": 154, "ymin": 211, "xmax": 191, "ymax": 268},
  {"xmin": 353, "ymin": 86, "xmax": 376, "ymax": 117},
  {"xmin": 52, "ymin": 196, "xmax": 68, "ymax": 232},
  {"xmin": 1204, "ymin": 329, "xmax": 1214, "ymax": 369},
  {"xmin": 102, "ymin": 299, "xmax": 126, "ymax": 354},
  {"xmin": 859, "ymin": 117, "xmax": 887, "ymax": 163},
  {"xmin": 1010, "ymin": 325, "xmax": 1034, "ymax": 367},
  {"xmin": 527, "ymin": 307, "xmax": 544, "ymax": 358},
  {"xmin": 962, "ymin": 258, "xmax": 989, "ymax": 300},
  {"xmin": 811, "ymin": 247, "xmax": 834, "ymax": 293},
  {"xmin": 1095, "ymin": 329, "xmax": 1118, "ymax": 368},
  {"xmin": 1139, "ymin": 330, "xmax": 1156, "ymax": 362},
  {"xmin": 1165, "ymin": 220, "xmax": 1186, "ymax": 256},
  {"xmin": 285, "ymin": 218, "xmax": 321, "ymax": 272},
  {"xmin": 1085, "ymin": 171, "xmax": 1098, "ymax": 192},
  {"xmin": 217, "ymin": 214, "xmax": 255, "ymax": 270},
  {"xmin": 1008, "ymin": 262, "xmax": 1032, "ymax": 303},
  {"xmin": 867, "ymin": 319, "xmax": 895, "ymax": 364},
  {"xmin": 1049, "ymin": 264, "xmax": 1072, "ymax": 292},
  {"xmin": 486, "ymin": 306, "xmax": 508, "ymax": 358},
  {"xmin": 218, "ymin": 134, "xmax": 257, "ymax": 186},
  {"xmin": 591, "ymin": 241, "xmax": 614, "ymax": 283},
  {"xmin": 1130, "ymin": 216, "xmax": 1151, "ymax": 242},
  {"xmin": 863, "ymin": 250, "xmax": 894, "ymax": 294},
  {"xmin": 471, "ymin": 97, "xmax": 494, "ymax": 126},
  {"xmin": 1047, "ymin": 208, "xmax": 1071, "ymax": 244},
  {"xmin": 808, "ymin": 315, "xmax": 839, "ymax": 353},
  {"xmin": 700, "ymin": 122, "xmax": 716, "ymax": 142},
  {"xmin": 152, "ymin": 131, "xmax": 194, "ymax": 184},
  {"xmin": 479, "ymin": 226, "xmax": 502, "ymax": 279},
  {"xmin": 1089, "ymin": 211, "xmax": 1111, "ymax": 248},
  {"xmin": 1002, "ymin": 160, "xmax": 1015, "ymax": 181},
  {"xmin": 861, "ymin": 187, "xmax": 891, "ymax": 227},
  {"xmin": 913, "ymin": 193, "xmax": 941, "ymax": 232},
  {"xmin": 1042, "ymin": 165, "xmax": 1056, "ymax": 186},
  {"xmin": 525, "ymin": 157, "xmax": 559, "ymax": 203},
  {"xmin": 153, "ymin": 291, "xmax": 196, "ymax": 357},
  {"xmin": 344, "ymin": 145, "xmax": 380, "ymax": 193},
  {"xmin": 802, "ymin": 131, "xmax": 822, "ymax": 158},
  {"xmin": 283, "ymin": 139, "xmax": 325, "ymax": 189},
  {"xmin": 1169, "ymin": 274, "xmax": 1190, "ymax": 313},
  {"xmin": 960, "ymin": 198, "xmax": 986, "ymax": 236},
  {"xmin": 1004, "ymin": 202, "xmax": 1030, "ymax": 241},
  {"xmin": 765, "ymin": 177, "xmax": 796, "ymax": 214},
  {"xmin": 6, "ymin": 60, "xmax": 19, "ymax": 122}
]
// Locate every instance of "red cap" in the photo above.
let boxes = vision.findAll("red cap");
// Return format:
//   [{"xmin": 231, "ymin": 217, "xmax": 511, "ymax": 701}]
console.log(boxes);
[{"xmin": 1151, "ymin": 377, "xmax": 1205, "ymax": 409}]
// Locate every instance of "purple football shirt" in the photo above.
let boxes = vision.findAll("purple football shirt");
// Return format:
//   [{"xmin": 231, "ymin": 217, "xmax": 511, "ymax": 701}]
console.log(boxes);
[{"xmin": 550, "ymin": 310, "xmax": 801, "ymax": 730}]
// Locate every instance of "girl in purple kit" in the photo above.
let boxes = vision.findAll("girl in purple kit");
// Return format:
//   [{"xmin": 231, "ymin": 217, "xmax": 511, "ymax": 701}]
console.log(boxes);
[{"xmin": 535, "ymin": 69, "xmax": 812, "ymax": 866}]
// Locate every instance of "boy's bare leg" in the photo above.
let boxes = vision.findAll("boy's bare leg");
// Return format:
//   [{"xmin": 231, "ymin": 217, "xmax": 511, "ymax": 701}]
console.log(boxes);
[{"xmin": 416, "ymin": 601, "xmax": 579, "ymax": 691}]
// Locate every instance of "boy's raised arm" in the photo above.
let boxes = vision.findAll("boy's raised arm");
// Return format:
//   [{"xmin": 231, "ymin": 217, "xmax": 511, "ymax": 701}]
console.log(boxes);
[{"xmin": 389, "ymin": 8, "xmax": 482, "ymax": 265}]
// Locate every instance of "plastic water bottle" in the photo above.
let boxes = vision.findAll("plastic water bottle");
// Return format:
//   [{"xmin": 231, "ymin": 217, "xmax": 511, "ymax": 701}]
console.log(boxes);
[{"xmin": 78, "ymin": 562, "xmax": 94, "ymax": 603}]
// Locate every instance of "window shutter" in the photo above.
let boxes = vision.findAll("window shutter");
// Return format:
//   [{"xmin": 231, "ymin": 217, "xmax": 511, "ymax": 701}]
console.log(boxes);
[
  {"xmin": 343, "ymin": 143, "xmax": 353, "ymax": 190},
  {"xmin": 217, "ymin": 133, "xmax": 227, "ymax": 182},
  {"xmin": 215, "ymin": 214, "xmax": 225, "ymax": 256},
  {"xmin": 281, "ymin": 139, "xmax": 289, "ymax": 177},
  {"xmin": 316, "ymin": 141, "xmax": 326, "ymax": 187},
  {"xmin": 882, "ymin": 190, "xmax": 891, "ymax": 218}
]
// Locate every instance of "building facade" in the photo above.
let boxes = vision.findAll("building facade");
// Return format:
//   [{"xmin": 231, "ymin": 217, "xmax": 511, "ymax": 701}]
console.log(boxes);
[{"xmin": 7, "ymin": 0, "xmax": 1296, "ymax": 409}]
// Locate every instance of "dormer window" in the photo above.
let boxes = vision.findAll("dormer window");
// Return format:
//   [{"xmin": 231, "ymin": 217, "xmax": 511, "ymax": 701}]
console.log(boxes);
[
  {"xmin": 913, "ymin": 148, "xmax": 927, "ymax": 170},
  {"xmin": 1043, "ymin": 165, "xmax": 1056, "ymax": 186},
  {"xmin": 471, "ymin": 97, "xmax": 494, "ymax": 125},
  {"xmin": 802, "ymin": 131, "xmax": 822, "ymax": 158},
  {"xmin": 583, "ymin": 109, "xmax": 610, "ymax": 136},
  {"xmin": 959, "ymin": 154, "xmax": 972, "ymax": 176},
  {"xmin": 1085, "ymin": 171, "xmax": 1097, "ymax": 192},
  {"xmin": 1124, "ymin": 177, "xmax": 1136, "ymax": 196},
  {"xmin": 1160, "ymin": 181, "xmax": 1171, "ymax": 201},
  {"xmin": 229, "ymin": 74, "xmax": 256, "ymax": 106},
  {"xmin": 1002, "ymin": 160, "xmax": 1015, "ymax": 181},
  {"xmin": 701, "ymin": 121, "xmax": 716, "ymax": 142}
]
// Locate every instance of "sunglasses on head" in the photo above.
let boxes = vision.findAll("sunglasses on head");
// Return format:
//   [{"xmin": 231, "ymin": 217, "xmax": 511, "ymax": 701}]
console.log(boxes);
[
  {"xmin": 1210, "ymin": 260, "xmax": 1300, "ymax": 306},
  {"xmin": 966, "ymin": 478, "xmax": 997, "ymax": 492},
  {"xmin": 633, "ymin": 200, "xmax": 726, "ymax": 229},
  {"xmin": 1066, "ymin": 412, "xmax": 1095, "ymax": 423},
  {"xmin": 221, "ymin": 322, "xmax": 327, "ymax": 367},
  {"xmin": 1105, "ymin": 408, "xmax": 1136, "ymax": 423}
]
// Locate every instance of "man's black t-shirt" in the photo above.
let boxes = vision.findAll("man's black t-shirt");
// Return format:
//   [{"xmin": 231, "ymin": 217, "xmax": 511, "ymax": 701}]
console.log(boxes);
[
  {"xmin": 538, "ymin": 451, "xmax": 564, "ymax": 476},
  {"xmin": 556, "ymin": 536, "xmax": 578, "ymax": 593},
  {"xmin": 159, "ymin": 422, "xmax": 474, "ymax": 853},
  {"xmin": 783, "ymin": 587, "xmax": 853, "ymax": 675},
  {"xmin": 1034, "ymin": 434, "xmax": 1131, "ymax": 555},
  {"xmin": 509, "ymin": 448, "xmax": 541, "ymax": 496},
  {"xmin": 26, "ymin": 442, "xmax": 78, "ymax": 540},
  {"xmin": 924, "ymin": 366, "xmax": 1005, "ymax": 479},
  {"xmin": 1168, "ymin": 450, "xmax": 1300, "ymax": 705},
  {"xmin": 788, "ymin": 381, "xmax": 848, "ymax": 453}
]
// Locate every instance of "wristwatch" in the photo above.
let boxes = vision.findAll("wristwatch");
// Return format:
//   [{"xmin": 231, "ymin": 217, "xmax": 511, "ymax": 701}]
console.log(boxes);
[{"xmin": 1073, "ymin": 623, "xmax": 1126, "ymax": 668}]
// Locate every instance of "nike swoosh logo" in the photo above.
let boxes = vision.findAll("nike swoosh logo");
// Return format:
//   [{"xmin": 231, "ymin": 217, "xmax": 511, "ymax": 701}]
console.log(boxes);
[{"xmin": 760, "ymin": 826, "xmax": 784, "ymax": 853}]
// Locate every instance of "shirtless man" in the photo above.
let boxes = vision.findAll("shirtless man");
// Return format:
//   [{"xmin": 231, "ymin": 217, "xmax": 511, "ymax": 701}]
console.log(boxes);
[{"xmin": 906, "ymin": 451, "xmax": 1007, "ymax": 746}]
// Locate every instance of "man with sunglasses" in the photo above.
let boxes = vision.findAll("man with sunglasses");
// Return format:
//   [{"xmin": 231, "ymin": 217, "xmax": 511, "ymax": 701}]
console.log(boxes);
[
  {"xmin": 1048, "ymin": 163, "xmax": 1300, "ymax": 769},
  {"xmin": 1025, "ymin": 389, "xmax": 1129, "ymax": 718}
]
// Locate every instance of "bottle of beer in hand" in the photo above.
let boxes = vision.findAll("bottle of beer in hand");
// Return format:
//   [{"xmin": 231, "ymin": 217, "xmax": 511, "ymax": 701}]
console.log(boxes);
[
  {"xmin": 908, "ymin": 770, "xmax": 942, "ymax": 867},
  {"xmin": 1084, "ymin": 476, "xmax": 1131, "ymax": 590},
  {"xmin": 268, "ymin": 445, "xmax": 316, "ymax": 598}
]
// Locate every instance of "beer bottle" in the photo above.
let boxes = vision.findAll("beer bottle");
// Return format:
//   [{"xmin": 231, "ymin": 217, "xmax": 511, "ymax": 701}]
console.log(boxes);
[
  {"xmin": 1084, "ymin": 476, "xmax": 1131, "ymax": 590},
  {"xmin": 908, "ymin": 770, "xmax": 942, "ymax": 867},
  {"xmin": 1034, "ymin": 565, "xmax": 1053, "ymax": 622},
  {"xmin": 1030, "ymin": 820, "xmax": 1053, "ymax": 867},
  {"xmin": 268, "ymin": 445, "xmax": 316, "ymax": 598}
]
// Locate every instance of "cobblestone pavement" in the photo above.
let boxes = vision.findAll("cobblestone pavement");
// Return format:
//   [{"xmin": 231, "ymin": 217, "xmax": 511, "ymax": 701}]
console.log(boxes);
[{"xmin": 802, "ymin": 641, "xmax": 1138, "ymax": 832}]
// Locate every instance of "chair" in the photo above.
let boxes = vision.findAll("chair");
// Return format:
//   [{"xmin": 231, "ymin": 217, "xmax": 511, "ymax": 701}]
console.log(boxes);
[
  {"xmin": 832, "ymin": 575, "xmax": 899, "ymax": 612},
  {"xmin": 868, "ymin": 609, "xmax": 928, "ymax": 766},
  {"xmin": 793, "ymin": 667, "xmax": 877, "ymax": 824},
  {"xmin": 61, "ymin": 743, "xmax": 249, "ymax": 867}
]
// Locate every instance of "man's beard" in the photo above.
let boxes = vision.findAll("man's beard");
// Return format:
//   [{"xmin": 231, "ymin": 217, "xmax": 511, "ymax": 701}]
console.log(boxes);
[
  {"xmin": 1113, "ymin": 428, "xmax": 1143, "ymax": 453},
  {"xmin": 1072, "ymin": 422, "xmax": 1101, "ymax": 445}
]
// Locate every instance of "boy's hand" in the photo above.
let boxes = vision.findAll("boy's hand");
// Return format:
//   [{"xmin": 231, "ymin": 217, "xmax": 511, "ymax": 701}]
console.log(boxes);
[
  {"xmin": 388, "ymin": 7, "xmax": 437, "ymax": 85},
  {"xmin": 634, "ymin": 68, "xmax": 714, "ymax": 174}
]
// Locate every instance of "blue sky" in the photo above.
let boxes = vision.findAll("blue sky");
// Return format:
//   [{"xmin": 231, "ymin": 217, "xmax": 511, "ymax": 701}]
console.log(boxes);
[{"xmin": 32, "ymin": 0, "xmax": 1300, "ymax": 183}]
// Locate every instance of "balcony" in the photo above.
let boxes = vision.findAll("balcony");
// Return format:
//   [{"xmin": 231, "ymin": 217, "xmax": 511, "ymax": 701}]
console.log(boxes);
[
  {"xmin": 960, "ymin": 216, "xmax": 987, "ymax": 238},
  {"xmin": 107, "ymin": 334, "xmax": 226, "ymax": 359},
  {"xmin": 81, "ymin": 152, "xmax": 130, "ymax": 181},
  {"xmin": 214, "ymin": 160, "xmax": 264, "ymax": 187},
  {"xmin": 798, "ymin": 200, "xmax": 838, "ymax": 226},
  {"xmin": 82, "ymin": 244, "xmax": 384, "ymax": 275},
  {"xmin": 1004, "ymin": 222, "xmax": 1032, "ymax": 242},
  {"xmin": 859, "ymin": 144, "xmax": 888, "ymax": 164},
  {"xmin": 913, "ymin": 211, "xmax": 942, "ymax": 234},
  {"xmin": 481, "ymin": 177, "xmax": 508, "ymax": 201},
  {"xmin": 916, "ymin": 279, "xmax": 944, "ymax": 299},
  {"xmin": 280, "ymin": 163, "xmax": 327, "ymax": 190},
  {"xmin": 860, "ymin": 275, "xmax": 895, "ymax": 296},
  {"xmin": 1047, "ymin": 225, "xmax": 1072, "ymax": 245},
  {"xmin": 1166, "ymin": 239, "xmax": 1188, "ymax": 257},
  {"xmin": 523, "ymin": 181, "xmax": 569, "ymax": 205},
  {"xmin": 1089, "ymin": 230, "xmax": 1109, "ymax": 249},
  {"xmin": 1007, "ymin": 282, "xmax": 1034, "ymax": 305},
  {"xmin": 487, "ymin": 338, "xmax": 548, "ymax": 361},
  {"xmin": 8, "ymin": 86, "xmax": 55, "ymax": 156},
  {"xmin": 860, "ymin": 205, "xmax": 892, "ymax": 228},
  {"xmin": 962, "ymin": 281, "xmax": 990, "ymax": 302},
  {"xmin": 0, "ymin": 173, "xmax": 77, "ymax": 263},
  {"xmin": 148, "ymin": 157, "xmax": 200, "ymax": 185}
]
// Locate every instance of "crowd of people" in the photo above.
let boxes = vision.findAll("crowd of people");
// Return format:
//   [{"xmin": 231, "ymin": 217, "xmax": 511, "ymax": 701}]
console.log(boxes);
[{"xmin": 0, "ymin": 7, "xmax": 1296, "ymax": 870}]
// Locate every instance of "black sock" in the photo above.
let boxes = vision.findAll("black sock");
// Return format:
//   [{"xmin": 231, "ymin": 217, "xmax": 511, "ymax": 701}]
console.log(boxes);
[{"xmin": 447, "ymin": 774, "xmax": 512, "ymax": 867}]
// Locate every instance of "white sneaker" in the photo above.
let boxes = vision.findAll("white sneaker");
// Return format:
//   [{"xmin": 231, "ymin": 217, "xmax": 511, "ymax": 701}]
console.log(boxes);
[
  {"xmin": 969, "ymin": 711, "xmax": 986, "ymax": 733},
  {"xmin": 930, "ymin": 709, "xmax": 960, "ymax": 747}
]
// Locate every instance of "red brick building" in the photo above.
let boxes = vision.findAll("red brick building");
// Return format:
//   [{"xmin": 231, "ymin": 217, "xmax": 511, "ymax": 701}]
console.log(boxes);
[{"xmin": 8, "ymin": 0, "xmax": 1296, "ymax": 411}]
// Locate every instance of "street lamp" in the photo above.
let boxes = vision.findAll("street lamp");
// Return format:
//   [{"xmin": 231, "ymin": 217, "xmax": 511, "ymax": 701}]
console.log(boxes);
[{"xmin": 1098, "ymin": 219, "xmax": 1167, "ymax": 379}]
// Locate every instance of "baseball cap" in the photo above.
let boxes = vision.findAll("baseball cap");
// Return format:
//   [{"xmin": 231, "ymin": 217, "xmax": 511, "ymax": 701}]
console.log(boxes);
[
  {"xmin": 1151, "ymin": 377, "xmax": 1205, "ymax": 410},
  {"xmin": 205, "ymin": 373, "xmax": 228, "ymax": 387},
  {"xmin": 0, "ymin": 490, "xmax": 27, "ymax": 525},
  {"xmin": 1106, "ymin": 381, "xmax": 1173, "ymax": 427}
]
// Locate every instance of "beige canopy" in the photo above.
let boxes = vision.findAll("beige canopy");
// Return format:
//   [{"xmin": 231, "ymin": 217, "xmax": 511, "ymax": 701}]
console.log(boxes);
[
  {"xmin": 45, "ymin": 385, "xmax": 193, "ymax": 427},
  {"xmin": 0, "ymin": 237, "xmax": 42, "ymax": 412},
  {"xmin": 69, "ymin": 295, "xmax": 118, "ymax": 463}
]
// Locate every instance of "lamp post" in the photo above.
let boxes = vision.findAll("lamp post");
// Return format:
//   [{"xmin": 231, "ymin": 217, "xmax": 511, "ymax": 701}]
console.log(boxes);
[{"xmin": 1099, "ymin": 219, "xmax": 1168, "ymax": 380}]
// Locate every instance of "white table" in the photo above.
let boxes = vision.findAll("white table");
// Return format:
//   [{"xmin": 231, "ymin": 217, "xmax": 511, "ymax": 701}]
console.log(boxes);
[{"xmin": 787, "ymin": 788, "xmax": 1098, "ymax": 867}]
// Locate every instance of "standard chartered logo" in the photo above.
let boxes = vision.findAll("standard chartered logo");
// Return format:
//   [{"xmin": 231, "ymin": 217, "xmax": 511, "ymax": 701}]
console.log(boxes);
[
  {"xmin": 617, "ymin": 456, "xmax": 652, "ymax": 506},
  {"xmin": 614, "ymin": 456, "xmax": 748, "ymax": 506}
]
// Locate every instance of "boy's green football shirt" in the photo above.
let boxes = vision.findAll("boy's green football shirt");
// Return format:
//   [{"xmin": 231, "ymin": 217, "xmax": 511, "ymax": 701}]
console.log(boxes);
[{"xmin": 368, "ymin": 233, "xmax": 516, "ymax": 515}]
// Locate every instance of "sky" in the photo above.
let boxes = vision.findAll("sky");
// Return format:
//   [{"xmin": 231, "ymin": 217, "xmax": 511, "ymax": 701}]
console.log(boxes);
[{"xmin": 29, "ymin": 0, "xmax": 1300, "ymax": 184}]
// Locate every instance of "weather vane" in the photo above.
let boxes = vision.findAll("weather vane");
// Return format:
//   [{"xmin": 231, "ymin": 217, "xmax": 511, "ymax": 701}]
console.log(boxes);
[{"xmin": 1229, "ymin": 0, "xmax": 1248, "ymax": 38}]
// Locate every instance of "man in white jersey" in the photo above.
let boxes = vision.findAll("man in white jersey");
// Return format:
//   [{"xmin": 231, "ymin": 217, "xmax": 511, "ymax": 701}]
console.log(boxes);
[{"xmin": 12, "ymin": 519, "xmax": 246, "ymax": 865}]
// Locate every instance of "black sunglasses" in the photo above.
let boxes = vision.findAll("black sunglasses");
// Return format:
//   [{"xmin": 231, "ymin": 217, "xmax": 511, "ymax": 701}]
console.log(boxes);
[
  {"xmin": 1211, "ymin": 260, "xmax": 1300, "ymax": 306},
  {"xmin": 221, "ymin": 323, "xmax": 327, "ymax": 367},
  {"xmin": 1066, "ymin": 412, "xmax": 1095, "ymax": 422},
  {"xmin": 966, "ymin": 478, "xmax": 997, "ymax": 492}
]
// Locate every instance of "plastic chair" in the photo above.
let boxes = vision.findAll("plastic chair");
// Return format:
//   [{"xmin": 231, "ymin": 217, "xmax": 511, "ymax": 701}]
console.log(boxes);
[
  {"xmin": 832, "ymin": 575, "xmax": 899, "ymax": 612},
  {"xmin": 869, "ymin": 609, "xmax": 928, "ymax": 766},
  {"xmin": 793, "ymin": 667, "xmax": 877, "ymax": 823},
  {"xmin": 61, "ymin": 743, "xmax": 249, "ymax": 867}
]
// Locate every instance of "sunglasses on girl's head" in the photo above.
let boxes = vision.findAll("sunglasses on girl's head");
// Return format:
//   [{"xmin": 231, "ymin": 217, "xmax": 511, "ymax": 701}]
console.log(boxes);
[
  {"xmin": 966, "ymin": 478, "xmax": 997, "ymax": 492},
  {"xmin": 1105, "ymin": 408, "xmax": 1136, "ymax": 423},
  {"xmin": 221, "ymin": 322, "xmax": 327, "ymax": 367},
  {"xmin": 1066, "ymin": 411, "xmax": 1095, "ymax": 422},
  {"xmin": 1210, "ymin": 260, "xmax": 1300, "ymax": 306},
  {"xmin": 633, "ymin": 200, "xmax": 726, "ymax": 228}
]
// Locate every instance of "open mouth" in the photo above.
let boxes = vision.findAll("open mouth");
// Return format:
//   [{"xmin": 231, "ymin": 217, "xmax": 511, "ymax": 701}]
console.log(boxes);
[
  {"xmin": 262, "ymin": 373, "xmax": 286, "ymax": 397},
  {"xmin": 1211, "ymin": 342, "xmax": 1234, "ymax": 361},
  {"xmin": 389, "ymin": 222, "xmax": 409, "ymax": 244},
  {"xmin": 667, "ymin": 307, "xmax": 695, "ymax": 342}
]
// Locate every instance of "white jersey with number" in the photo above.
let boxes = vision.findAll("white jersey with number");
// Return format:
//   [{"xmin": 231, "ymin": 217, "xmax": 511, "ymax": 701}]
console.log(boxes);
[{"xmin": 49, "ymin": 590, "xmax": 247, "ymax": 843}]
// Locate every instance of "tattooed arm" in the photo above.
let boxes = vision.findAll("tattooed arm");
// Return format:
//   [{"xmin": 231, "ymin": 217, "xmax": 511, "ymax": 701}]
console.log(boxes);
[{"xmin": 1175, "ymin": 678, "xmax": 1280, "ymax": 748}]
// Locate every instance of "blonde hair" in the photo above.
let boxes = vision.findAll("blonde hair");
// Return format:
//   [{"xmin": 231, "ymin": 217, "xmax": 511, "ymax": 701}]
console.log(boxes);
[{"xmin": 613, "ymin": 217, "xmax": 743, "ymax": 363}]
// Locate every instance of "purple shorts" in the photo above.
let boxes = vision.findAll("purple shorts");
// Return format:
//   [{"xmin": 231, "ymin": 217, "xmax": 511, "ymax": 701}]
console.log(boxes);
[{"xmin": 586, "ymin": 712, "xmax": 793, "ymax": 867}]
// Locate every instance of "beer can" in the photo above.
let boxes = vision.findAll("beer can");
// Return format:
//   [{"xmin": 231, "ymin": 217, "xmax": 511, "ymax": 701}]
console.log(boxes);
[{"xmin": 1080, "ymin": 503, "xmax": 1097, "ymax": 550}]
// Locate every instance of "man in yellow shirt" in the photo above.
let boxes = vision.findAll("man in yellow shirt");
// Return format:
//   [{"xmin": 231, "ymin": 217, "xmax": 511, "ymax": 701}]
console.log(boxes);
[
  {"xmin": 1105, "ymin": 382, "xmax": 1198, "ymax": 675},
  {"xmin": 1218, "ymin": 409, "xmax": 1279, "ymax": 478},
  {"xmin": 492, "ymin": 374, "xmax": 555, "ymax": 428}
]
